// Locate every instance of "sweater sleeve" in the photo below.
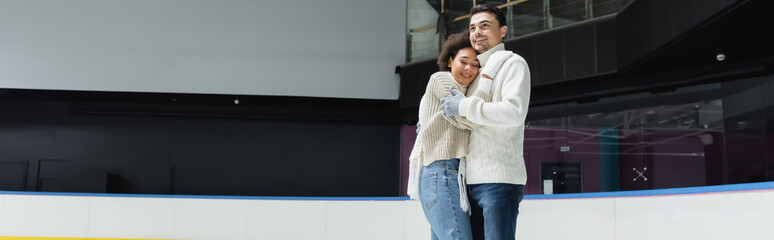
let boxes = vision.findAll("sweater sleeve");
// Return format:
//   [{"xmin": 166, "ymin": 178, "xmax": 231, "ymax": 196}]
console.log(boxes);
[
  {"xmin": 427, "ymin": 72, "xmax": 460, "ymax": 100},
  {"xmin": 480, "ymin": 51, "xmax": 512, "ymax": 81},
  {"xmin": 458, "ymin": 57, "xmax": 531, "ymax": 127},
  {"xmin": 428, "ymin": 73, "xmax": 485, "ymax": 130},
  {"xmin": 442, "ymin": 89, "xmax": 491, "ymax": 130}
]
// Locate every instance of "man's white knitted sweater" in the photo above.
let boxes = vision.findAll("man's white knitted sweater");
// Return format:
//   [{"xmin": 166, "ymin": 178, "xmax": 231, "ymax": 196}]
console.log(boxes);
[{"xmin": 458, "ymin": 43, "xmax": 531, "ymax": 185}]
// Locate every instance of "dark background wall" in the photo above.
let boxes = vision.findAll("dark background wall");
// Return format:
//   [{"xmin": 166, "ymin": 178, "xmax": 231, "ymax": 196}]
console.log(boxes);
[{"xmin": 0, "ymin": 92, "xmax": 401, "ymax": 197}]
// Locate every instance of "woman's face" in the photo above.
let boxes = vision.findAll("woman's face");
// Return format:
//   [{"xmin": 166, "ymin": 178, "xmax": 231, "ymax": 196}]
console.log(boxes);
[{"xmin": 448, "ymin": 47, "xmax": 480, "ymax": 85}]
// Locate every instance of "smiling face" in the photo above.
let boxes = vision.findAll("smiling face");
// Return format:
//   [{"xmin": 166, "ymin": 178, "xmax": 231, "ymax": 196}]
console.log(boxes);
[
  {"xmin": 448, "ymin": 47, "xmax": 480, "ymax": 85},
  {"xmin": 469, "ymin": 12, "xmax": 507, "ymax": 53}
]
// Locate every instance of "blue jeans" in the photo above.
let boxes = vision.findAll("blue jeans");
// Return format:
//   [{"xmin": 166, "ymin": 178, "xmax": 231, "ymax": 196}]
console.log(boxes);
[
  {"xmin": 420, "ymin": 158, "xmax": 473, "ymax": 240},
  {"xmin": 467, "ymin": 183, "xmax": 524, "ymax": 240}
]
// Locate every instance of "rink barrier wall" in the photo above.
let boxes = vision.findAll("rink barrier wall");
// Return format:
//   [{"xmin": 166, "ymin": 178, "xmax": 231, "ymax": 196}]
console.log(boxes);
[{"xmin": 1, "ymin": 182, "xmax": 772, "ymax": 240}]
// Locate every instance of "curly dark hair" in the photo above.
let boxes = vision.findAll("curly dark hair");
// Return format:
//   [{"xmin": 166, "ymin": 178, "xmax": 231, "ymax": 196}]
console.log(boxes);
[
  {"xmin": 437, "ymin": 30, "xmax": 472, "ymax": 71},
  {"xmin": 470, "ymin": 3, "xmax": 506, "ymax": 27}
]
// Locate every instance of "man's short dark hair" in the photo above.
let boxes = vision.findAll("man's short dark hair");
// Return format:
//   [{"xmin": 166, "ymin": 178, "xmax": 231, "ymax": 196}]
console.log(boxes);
[
  {"xmin": 437, "ymin": 30, "xmax": 472, "ymax": 71},
  {"xmin": 470, "ymin": 3, "xmax": 506, "ymax": 27}
]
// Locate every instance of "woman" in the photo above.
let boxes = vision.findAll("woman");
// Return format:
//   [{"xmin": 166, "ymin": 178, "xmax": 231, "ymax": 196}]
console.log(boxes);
[{"xmin": 407, "ymin": 30, "xmax": 507, "ymax": 240}]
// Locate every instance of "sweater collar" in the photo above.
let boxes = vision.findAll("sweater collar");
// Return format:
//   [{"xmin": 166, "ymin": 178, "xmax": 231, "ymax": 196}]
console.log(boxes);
[{"xmin": 477, "ymin": 43, "xmax": 505, "ymax": 66}]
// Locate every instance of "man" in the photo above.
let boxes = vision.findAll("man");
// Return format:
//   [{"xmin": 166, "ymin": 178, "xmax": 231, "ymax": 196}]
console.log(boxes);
[{"xmin": 440, "ymin": 3, "xmax": 531, "ymax": 240}]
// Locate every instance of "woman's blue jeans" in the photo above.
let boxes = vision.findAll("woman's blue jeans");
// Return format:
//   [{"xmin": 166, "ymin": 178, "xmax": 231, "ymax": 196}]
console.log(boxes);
[{"xmin": 419, "ymin": 158, "xmax": 473, "ymax": 240}]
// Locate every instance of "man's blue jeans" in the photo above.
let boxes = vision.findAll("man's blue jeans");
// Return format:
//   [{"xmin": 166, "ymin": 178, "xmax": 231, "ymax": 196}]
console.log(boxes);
[
  {"xmin": 419, "ymin": 158, "xmax": 473, "ymax": 240},
  {"xmin": 467, "ymin": 183, "xmax": 524, "ymax": 240}
]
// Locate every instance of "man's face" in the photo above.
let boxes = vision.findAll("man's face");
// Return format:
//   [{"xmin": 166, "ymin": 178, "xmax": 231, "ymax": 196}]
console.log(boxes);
[{"xmin": 469, "ymin": 12, "xmax": 507, "ymax": 53}]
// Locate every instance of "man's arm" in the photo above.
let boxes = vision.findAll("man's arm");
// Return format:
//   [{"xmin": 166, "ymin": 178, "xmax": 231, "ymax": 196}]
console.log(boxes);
[
  {"xmin": 441, "ymin": 88, "xmax": 492, "ymax": 130},
  {"xmin": 459, "ymin": 57, "xmax": 531, "ymax": 127},
  {"xmin": 439, "ymin": 50, "xmax": 509, "ymax": 117},
  {"xmin": 425, "ymin": 74, "xmax": 483, "ymax": 130},
  {"xmin": 477, "ymin": 51, "xmax": 512, "ymax": 94}
]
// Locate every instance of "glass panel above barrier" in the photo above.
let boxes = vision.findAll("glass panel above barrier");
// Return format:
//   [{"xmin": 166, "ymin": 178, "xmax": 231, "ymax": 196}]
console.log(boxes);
[
  {"xmin": 525, "ymin": 75, "xmax": 774, "ymax": 195},
  {"xmin": 406, "ymin": 0, "xmax": 632, "ymax": 63},
  {"xmin": 524, "ymin": 82, "xmax": 735, "ymax": 194}
]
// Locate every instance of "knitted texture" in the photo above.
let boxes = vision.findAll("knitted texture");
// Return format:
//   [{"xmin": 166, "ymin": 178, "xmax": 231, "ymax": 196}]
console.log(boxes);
[
  {"xmin": 407, "ymin": 71, "xmax": 493, "ymax": 200},
  {"xmin": 459, "ymin": 44, "xmax": 531, "ymax": 185},
  {"xmin": 416, "ymin": 72, "xmax": 491, "ymax": 165}
]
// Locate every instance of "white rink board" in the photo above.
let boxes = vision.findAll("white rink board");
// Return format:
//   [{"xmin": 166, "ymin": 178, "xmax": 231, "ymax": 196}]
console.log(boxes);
[{"xmin": 0, "ymin": 182, "xmax": 773, "ymax": 240}]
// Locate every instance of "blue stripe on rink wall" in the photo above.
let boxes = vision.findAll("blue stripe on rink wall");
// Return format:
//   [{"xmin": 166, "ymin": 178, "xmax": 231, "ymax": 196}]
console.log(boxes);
[
  {"xmin": 1, "ymin": 181, "xmax": 772, "ymax": 201},
  {"xmin": 525, "ymin": 181, "xmax": 774, "ymax": 200}
]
